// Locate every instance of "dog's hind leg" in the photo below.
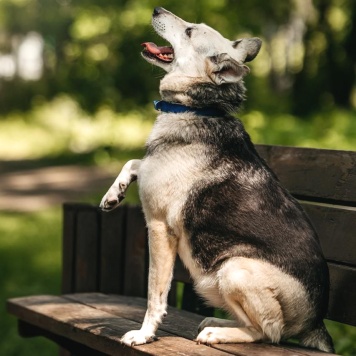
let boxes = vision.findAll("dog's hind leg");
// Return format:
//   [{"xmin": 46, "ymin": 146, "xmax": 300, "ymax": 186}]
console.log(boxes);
[
  {"xmin": 121, "ymin": 220, "xmax": 178, "ymax": 346},
  {"xmin": 196, "ymin": 257, "xmax": 289, "ymax": 345},
  {"xmin": 100, "ymin": 159, "xmax": 141, "ymax": 211},
  {"xmin": 196, "ymin": 299, "xmax": 265, "ymax": 344}
]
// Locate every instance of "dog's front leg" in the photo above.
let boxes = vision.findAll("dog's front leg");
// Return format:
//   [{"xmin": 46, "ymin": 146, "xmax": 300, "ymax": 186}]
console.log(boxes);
[
  {"xmin": 100, "ymin": 159, "xmax": 141, "ymax": 211},
  {"xmin": 121, "ymin": 220, "xmax": 178, "ymax": 346}
]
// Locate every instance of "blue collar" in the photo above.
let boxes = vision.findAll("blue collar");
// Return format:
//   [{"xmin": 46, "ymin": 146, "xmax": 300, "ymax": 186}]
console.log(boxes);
[{"xmin": 154, "ymin": 100, "xmax": 224, "ymax": 117}]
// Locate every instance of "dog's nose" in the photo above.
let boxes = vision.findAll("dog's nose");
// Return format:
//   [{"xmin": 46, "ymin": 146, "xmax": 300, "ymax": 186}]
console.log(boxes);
[{"xmin": 153, "ymin": 7, "xmax": 164, "ymax": 16}]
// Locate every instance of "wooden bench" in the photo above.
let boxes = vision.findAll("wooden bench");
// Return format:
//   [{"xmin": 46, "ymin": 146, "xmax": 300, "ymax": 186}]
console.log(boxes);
[{"xmin": 7, "ymin": 145, "xmax": 356, "ymax": 355}]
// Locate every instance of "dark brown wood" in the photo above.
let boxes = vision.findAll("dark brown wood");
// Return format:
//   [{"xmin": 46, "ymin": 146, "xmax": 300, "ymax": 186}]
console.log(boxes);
[
  {"xmin": 7, "ymin": 295, "xmax": 231, "ymax": 356},
  {"xmin": 18, "ymin": 320, "xmax": 106, "ymax": 355},
  {"xmin": 302, "ymin": 203, "xmax": 356, "ymax": 265},
  {"xmin": 62, "ymin": 204, "xmax": 77, "ymax": 294},
  {"xmin": 66, "ymin": 293, "xmax": 333, "ymax": 356},
  {"xmin": 173, "ymin": 257, "xmax": 191, "ymax": 284},
  {"xmin": 327, "ymin": 263, "xmax": 356, "ymax": 326},
  {"xmin": 99, "ymin": 205, "xmax": 127, "ymax": 294},
  {"xmin": 75, "ymin": 206, "xmax": 101, "ymax": 292},
  {"xmin": 65, "ymin": 293, "xmax": 202, "ymax": 341},
  {"xmin": 8, "ymin": 294, "xmax": 338, "ymax": 356},
  {"xmin": 256, "ymin": 145, "xmax": 356, "ymax": 203},
  {"xmin": 123, "ymin": 206, "xmax": 148, "ymax": 298}
]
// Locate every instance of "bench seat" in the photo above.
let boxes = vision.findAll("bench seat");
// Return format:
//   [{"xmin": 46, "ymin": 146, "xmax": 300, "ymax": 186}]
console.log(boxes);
[{"xmin": 7, "ymin": 293, "xmax": 337, "ymax": 356}]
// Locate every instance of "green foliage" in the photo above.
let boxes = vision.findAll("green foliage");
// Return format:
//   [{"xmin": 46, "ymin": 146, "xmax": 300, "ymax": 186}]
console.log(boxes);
[
  {"xmin": 0, "ymin": 97, "xmax": 354, "ymax": 162},
  {"xmin": 325, "ymin": 320, "xmax": 356, "ymax": 355},
  {"xmin": 0, "ymin": 0, "xmax": 355, "ymax": 114}
]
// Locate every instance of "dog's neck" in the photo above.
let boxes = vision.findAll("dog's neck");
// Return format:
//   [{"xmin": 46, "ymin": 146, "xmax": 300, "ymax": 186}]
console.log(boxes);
[{"xmin": 154, "ymin": 100, "xmax": 225, "ymax": 117}]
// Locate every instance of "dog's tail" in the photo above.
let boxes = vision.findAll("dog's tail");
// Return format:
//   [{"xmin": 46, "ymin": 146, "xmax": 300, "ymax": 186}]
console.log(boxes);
[{"xmin": 299, "ymin": 322, "xmax": 334, "ymax": 353}]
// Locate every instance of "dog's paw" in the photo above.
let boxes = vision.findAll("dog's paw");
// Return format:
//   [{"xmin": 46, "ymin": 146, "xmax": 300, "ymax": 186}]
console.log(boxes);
[
  {"xmin": 121, "ymin": 330, "xmax": 157, "ymax": 346},
  {"xmin": 198, "ymin": 317, "xmax": 237, "ymax": 333},
  {"xmin": 100, "ymin": 184, "xmax": 126, "ymax": 211},
  {"xmin": 196, "ymin": 327, "xmax": 226, "ymax": 345}
]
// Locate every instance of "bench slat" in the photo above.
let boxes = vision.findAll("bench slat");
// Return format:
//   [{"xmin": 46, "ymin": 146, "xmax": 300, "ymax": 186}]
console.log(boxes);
[
  {"xmin": 65, "ymin": 293, "xmax": 334, "ymax": 356},
  {"xmin": 302, "ymin": 203, "xmax": 356, "ymax": 265},
  {"xmin": 328, "ymin": 263, "xmax": 356, "ymax": 326},
  {"xmin": 7, "ymin": 295, "xmax": 230, "ymax": 356},
  {"xmin": 7, "ymin": 294, "xmax": 336, "ymax": 356},
  {"xmin": 123, "ymin": 206, "xmax": 148, "ymax": 298},
  {"xmin": 256, "ymin": 145, "xmax": 356, "ymax": 203},
  {"xmin": 62, "ymin": 204, "xmax": 78, "ymax": 293},
  {"xmin": 75, "ymin": 208, "xmax": 100, "ymax": 292},
  {"xmin": 100, "ymin": 205, "xmax": 127, "ymax": 294}
]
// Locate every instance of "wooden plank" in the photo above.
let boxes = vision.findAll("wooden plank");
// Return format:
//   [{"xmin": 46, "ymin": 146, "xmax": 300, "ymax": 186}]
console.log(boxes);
[
  {"xmin": 62, "ymin": 204, "xmax": 78, "ymax": 294},
  {"xmin": 66, "ymin": 293, "xmax": 337, "ymax": 356},
  {"xmin": 301, "ymin": 203, "xmax": 356, "ymax": 265},
  {"xmin": 213, "ymin": 342, "xmax": 334, "ymax": 356},
  {"xmin": 99, "ymin": 206, "xmax": 127, "ymax": 294},
  {"xmin": 182, "ymin": 283, "xmax": 214, "ymax": 317},
  {"xmin": 65, "ymin": 293, "xmax": 203, "ymax": 341},
  {"xmin": 256, "ymin": 145, "xmax": 356, "ymax": 203},
  {"xmin": 173, "ymin": 257, "xmax": 191, "ymax": 284},
  {"xmin": 327, "ymin": 263, "xmax": 356, "ymax": 326},
  {"xmin": 123, "ymin": 206, "xmax": 148, "ymax": 297},
  {"xmin": 75, "ymin": 206, "xmax": 100, "ymax": 292},
  {"xmin": 7, "ymin": 295, "xmax": 230, "ymax": 356},
  {"xmin": 18, "ymin": 320, "xmax": 107, "ymax": 355}
]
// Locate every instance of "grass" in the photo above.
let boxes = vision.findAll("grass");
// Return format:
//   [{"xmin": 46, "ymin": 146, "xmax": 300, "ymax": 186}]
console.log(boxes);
[
  {"xmin": 1, "ymin": 209, "xmax": 61, "ymax": 356},
  {"xmin": 1, "ymin": 97, "xmax": 355, "ymax": 354}
]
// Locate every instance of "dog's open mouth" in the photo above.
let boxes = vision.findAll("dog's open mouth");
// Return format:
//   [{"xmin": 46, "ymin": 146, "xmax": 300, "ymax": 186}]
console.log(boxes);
[{"xmin": 141, "ymin": 42, "xmax": 174, "ymax": 63}]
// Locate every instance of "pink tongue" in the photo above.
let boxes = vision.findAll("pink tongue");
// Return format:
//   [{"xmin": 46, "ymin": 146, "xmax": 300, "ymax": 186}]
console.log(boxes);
[{"xmin": 141, "ymin": 42, "xmax": 173, "ymax": 55}]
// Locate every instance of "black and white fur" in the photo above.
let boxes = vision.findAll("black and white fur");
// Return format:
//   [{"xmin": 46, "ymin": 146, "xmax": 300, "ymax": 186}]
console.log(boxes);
[{"xmin": 100, "ymin": 7, "xmax": 333, "ymax": 352}]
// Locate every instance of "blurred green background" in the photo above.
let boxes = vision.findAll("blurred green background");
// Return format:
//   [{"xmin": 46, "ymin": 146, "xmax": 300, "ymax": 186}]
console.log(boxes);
[{"xmin": 0, "ymin": 0, "xmax": 355, "ymax": 354}]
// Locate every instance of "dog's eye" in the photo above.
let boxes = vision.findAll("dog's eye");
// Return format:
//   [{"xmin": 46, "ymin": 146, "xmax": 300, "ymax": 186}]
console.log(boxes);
[{"xmin": 185, "ymin": 27, "xmax": 193, "ymax": 38}]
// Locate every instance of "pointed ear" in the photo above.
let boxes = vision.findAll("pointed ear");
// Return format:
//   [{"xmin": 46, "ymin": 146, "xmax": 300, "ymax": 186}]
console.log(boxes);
[
  {"xmin": 206, "ymin": 53, "xmax": 250, "ymax": 85},
  {"xmin": 232, "ymin": 37, "xmax": 262, "ymax": 62}
]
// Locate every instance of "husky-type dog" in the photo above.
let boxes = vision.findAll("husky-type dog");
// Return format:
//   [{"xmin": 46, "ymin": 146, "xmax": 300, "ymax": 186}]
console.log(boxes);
[{"xmin": 100, "ymin": 7, "xmax": 333, "ymax": 352}]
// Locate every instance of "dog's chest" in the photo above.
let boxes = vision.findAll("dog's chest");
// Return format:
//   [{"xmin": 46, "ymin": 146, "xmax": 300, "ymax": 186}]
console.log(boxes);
[{"xmin": 138, "ymin": 144, "xmax": 207, "ymax": 229}]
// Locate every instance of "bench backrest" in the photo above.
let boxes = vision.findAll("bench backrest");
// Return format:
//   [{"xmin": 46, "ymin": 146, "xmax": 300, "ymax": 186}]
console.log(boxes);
[{"xmin": 62, "ymin": 145, "xmax": 356, "ymax": 326}]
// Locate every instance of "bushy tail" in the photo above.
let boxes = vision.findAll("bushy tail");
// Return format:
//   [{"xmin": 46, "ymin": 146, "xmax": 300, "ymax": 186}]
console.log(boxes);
[{"xmin": 300, "ymin": 322, "xmax": 334, "ymax": 353}]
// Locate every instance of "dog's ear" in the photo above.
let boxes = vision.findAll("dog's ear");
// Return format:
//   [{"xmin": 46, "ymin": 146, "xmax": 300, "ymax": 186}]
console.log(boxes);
[
  {"xmin": 232, "ymin": 37, "xmax": 262, "ymax": 62},
  {"xmin": 207, "ymin": 53, "xmax": 250, "ymax": 85}
]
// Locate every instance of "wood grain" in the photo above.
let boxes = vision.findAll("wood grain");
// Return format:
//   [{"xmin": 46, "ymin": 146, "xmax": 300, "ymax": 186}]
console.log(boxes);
[
  {"xmin": 100, "ymin": 205, "xmax": 127, "ymax": 294},
  {"xmin": 75, "ymin": 206, "xmax": 100, "ymax": 292},
  {"xmin": 327, "ymin": 263, "xmax": 356, "ymax": 326},
  {"xmin": 256, "ymin": 145, "xmax": 356, "ymax": 203},
  {"xmin": 7, "ymin": 294, "xmax": 338, "ymax": 356},
  {"xmin": 123, "ymin": 206, "xmax": 148, "ymax": 298},
  {"xmin": 302, "ymin": 203, "xmax": 356, "ymax": 265},
  {"xmin": 6, "ymin": 295, "xmax": 231, "ymax": 356}
]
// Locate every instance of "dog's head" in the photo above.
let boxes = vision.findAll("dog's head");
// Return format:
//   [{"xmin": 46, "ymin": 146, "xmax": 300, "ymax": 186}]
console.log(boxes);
[{"xmin": 141, "ymin": 7, "xmax": 262, "ymax": 112}]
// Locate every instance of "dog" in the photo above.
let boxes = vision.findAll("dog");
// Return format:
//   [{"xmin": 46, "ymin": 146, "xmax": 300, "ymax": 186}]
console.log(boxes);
[{"xmin": 100, "ymin": 7, "xmax": 334, "ymax": 352}]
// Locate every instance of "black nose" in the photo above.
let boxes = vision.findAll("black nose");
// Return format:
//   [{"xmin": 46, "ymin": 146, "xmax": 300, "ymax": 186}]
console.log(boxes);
[{"xmin": 153, "ymin": 7, "xmax": 164, "ymax": 16}]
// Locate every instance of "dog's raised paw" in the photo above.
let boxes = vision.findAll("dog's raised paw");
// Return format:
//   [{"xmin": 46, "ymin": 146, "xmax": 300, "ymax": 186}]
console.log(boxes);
[
  {"xmin": 100, "ymin": 187, "xmax": 125, "ymax": 211},
  {"xmin": 121, "ymin": 330, "xmax": 157, "ymax": 346}
]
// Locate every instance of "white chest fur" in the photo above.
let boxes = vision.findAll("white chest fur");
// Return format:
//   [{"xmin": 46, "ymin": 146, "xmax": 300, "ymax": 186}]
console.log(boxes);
[{"xmin": 138, "ymin": 143, "xmax": 207, "ymax": 233}]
